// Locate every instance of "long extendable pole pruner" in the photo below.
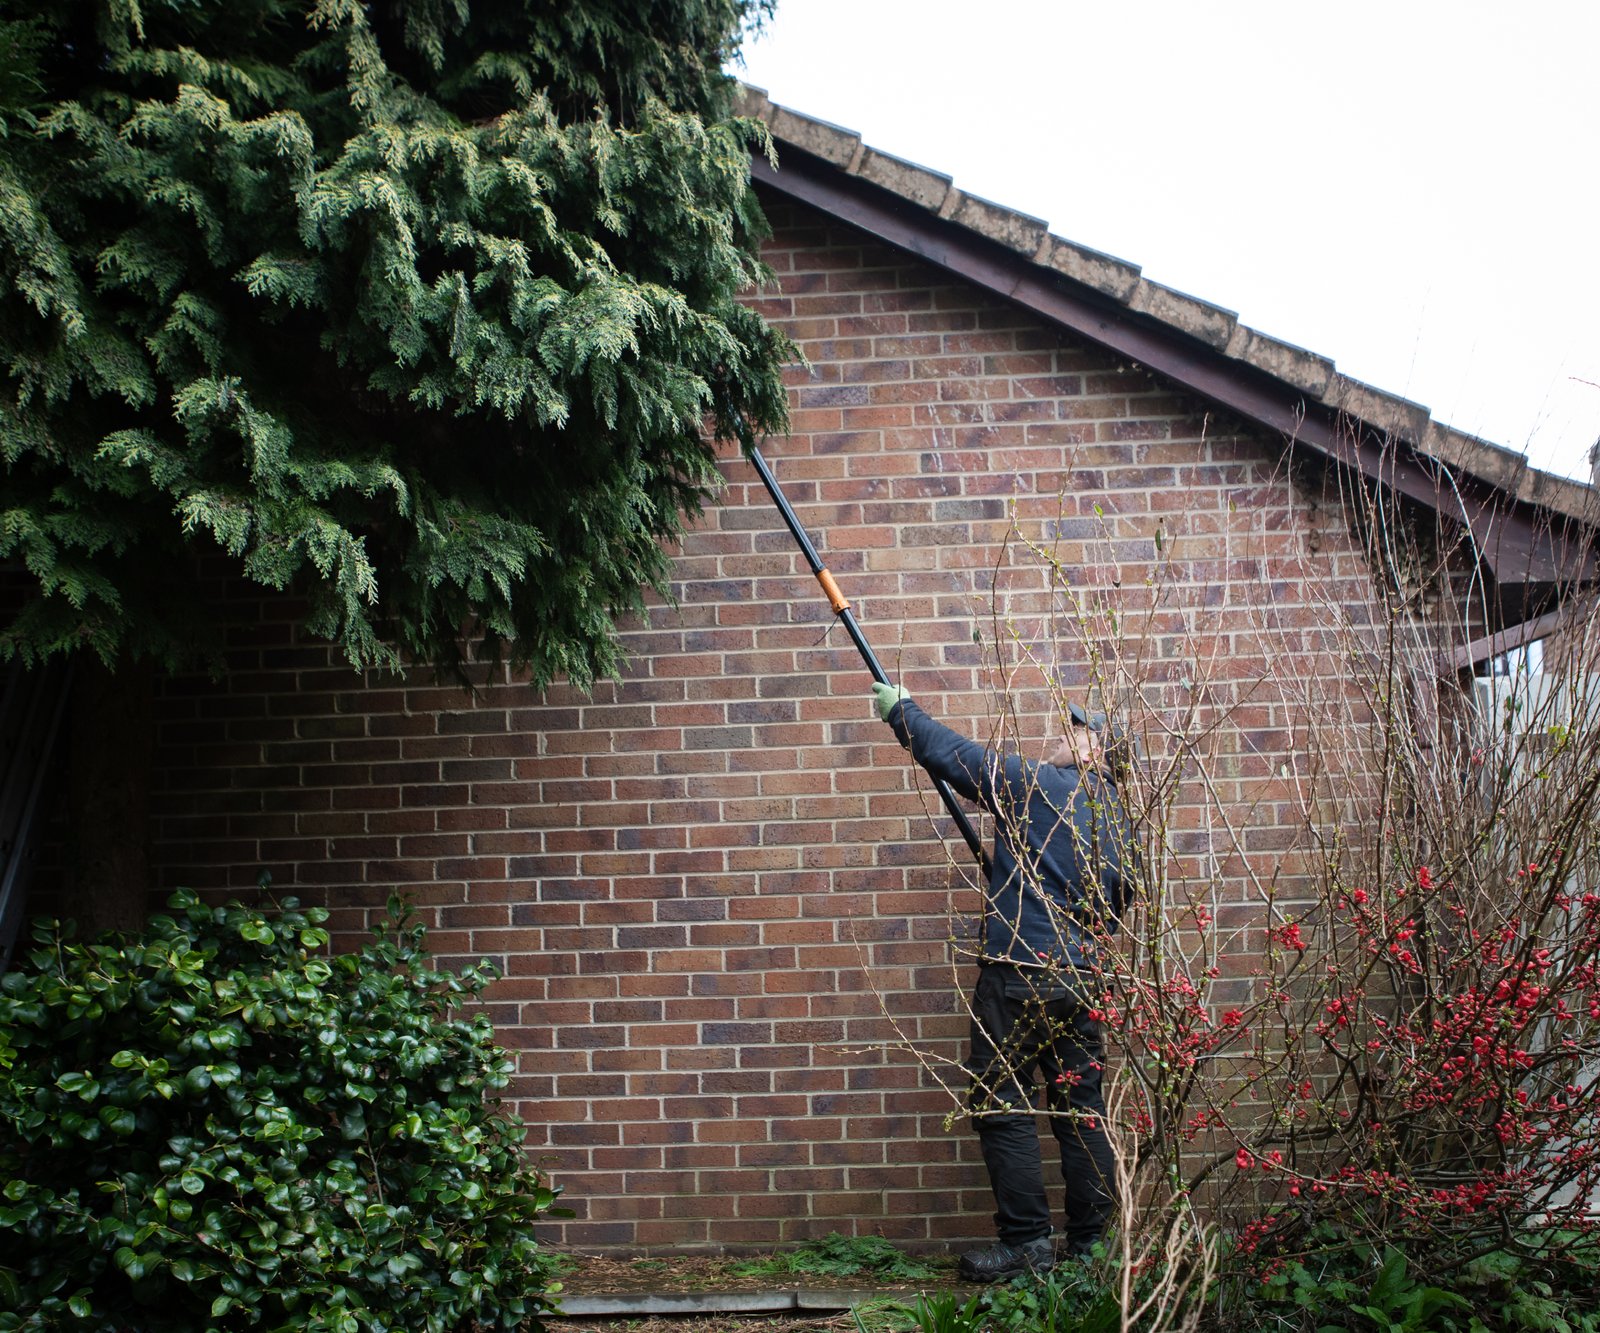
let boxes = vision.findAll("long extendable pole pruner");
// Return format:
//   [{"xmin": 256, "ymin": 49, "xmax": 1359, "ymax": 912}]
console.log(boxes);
[{"xmin": 747, "ymin": 443, "xmax": 992, "ymax": 879}]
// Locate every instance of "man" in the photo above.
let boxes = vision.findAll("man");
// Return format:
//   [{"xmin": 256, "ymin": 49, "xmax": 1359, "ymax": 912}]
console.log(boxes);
[{"xmin": 871, "ymin": 683, "xmax": 1131, "ymax": 1282}]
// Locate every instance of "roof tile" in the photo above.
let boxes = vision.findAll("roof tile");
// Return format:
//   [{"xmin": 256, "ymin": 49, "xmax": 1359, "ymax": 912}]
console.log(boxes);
[
  {"xmin": 1128, "ymin": 281, "xmax": 1236, "ymax": 351},
  {"xmin": 856, "ymin": 148, "xmax": 953, "ymax": 212},
  {"xmin": 1420, "ymin": 422, "xmax": 1524, "ymax": 490},
  {"xmin": 734, "ymin": 84, "xmax": 773, "ymax": 120},
  {"xmin": 1322, "ymin": 376, "xmax": 1430, "ymax": 445},
  {"xmin": 1517, "ymin": 464, "xmax": 1592, "ymax": 516},
  {"xmin": 948, "ymin": 192, "xmax": 1049, "ymax": 256},
  {"xmin": 1223, "ymin": 325, "xmax": 1334, "ymax": 397},
  {"xmin": 1039, "ymin": 237, "xmax": 1142, "ymax": 302},
  {"xmin": 767, "ymin": 105, "xmax": 862, "ymax": 168}
]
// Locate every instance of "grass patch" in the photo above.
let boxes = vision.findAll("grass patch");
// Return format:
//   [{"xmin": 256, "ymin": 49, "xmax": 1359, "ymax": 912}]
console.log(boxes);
[
  {"xmin": 849, "ymin": 1296, "xmax": 929, "ymax": 1332},
  {"xmin": 730, "ymin": 1234, "xmax": 943, "ymax": 1283}
]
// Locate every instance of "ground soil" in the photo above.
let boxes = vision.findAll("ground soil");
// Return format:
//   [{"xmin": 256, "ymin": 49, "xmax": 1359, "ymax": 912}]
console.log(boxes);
[{"xmin": 544, "ymin": 1251, "xmax": 973, "ymax": 1333}]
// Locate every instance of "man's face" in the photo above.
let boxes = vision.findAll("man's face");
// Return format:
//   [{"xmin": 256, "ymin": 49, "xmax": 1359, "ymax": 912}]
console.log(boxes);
[{"xmin": 1048, "ymin": 723, "xmax": 1100, "ymax": 769}]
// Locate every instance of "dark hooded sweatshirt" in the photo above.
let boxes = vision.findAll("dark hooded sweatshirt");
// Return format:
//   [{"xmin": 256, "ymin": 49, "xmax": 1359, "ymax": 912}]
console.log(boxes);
[{"xmin": 887, "ymin": 699, "xmax": 1129, "ymax": 968}]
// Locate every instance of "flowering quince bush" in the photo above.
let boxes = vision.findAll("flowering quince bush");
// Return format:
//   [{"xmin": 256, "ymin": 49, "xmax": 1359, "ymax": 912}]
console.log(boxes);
[
  {"xmin": 912, "ymin": 452, "xmax": 1600, "ymax": 1327},
  {"xmin": 1107, "ymin": 850, "xmax": 1600, "ymax": 1256},
  {"xmin": 0, "ymin": 889, "xmax": 564, "ymax": 1332},
  {"xmin": 1069, "ymin": 487, "xmax": 1600, "ymax": 1297}
]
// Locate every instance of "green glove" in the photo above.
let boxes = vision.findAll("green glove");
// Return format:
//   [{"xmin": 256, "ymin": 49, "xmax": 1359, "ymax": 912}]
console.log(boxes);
[{"xmin": 872, "ymin": 682, "xmax": 911, "ymax": 721}]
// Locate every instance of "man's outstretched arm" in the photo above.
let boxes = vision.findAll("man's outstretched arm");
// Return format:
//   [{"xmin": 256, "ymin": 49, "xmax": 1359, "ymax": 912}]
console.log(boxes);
[{"xmin": 872, "ymin": 688, "xmax": 990, "ymax": 807}]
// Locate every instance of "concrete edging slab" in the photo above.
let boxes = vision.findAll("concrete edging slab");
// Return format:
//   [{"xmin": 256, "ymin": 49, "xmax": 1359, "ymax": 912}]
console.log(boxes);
[{"xmin": 556, "ymin": 1286, "xmax": 917, "ymax": 1317}]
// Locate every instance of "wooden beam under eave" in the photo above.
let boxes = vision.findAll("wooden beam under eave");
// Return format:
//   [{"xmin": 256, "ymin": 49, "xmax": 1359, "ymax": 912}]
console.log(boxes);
[{"xmin": 1451, "ymin": 600, "xmax": 1595, "ymax": 673}]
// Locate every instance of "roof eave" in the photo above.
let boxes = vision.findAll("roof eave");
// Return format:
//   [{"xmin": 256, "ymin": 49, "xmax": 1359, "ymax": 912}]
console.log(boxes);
[{"xmin": 739, "ymin": 85, "xmax": 1599, "ymax": 569}]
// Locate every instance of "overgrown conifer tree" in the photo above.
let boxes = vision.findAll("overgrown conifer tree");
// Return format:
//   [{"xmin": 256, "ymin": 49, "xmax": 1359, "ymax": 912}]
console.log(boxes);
[
  {"xmin": 0, "ymin": 0, "xmax": 789, "ymax": 683},
  {"xmin": 0, "ymin": 0, "xmax": 790, "ymax": 929}
]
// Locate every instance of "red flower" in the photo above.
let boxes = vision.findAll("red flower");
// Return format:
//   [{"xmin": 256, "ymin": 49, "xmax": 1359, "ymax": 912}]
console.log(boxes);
[{"xmin": 1272, "ymin": 922, "xmax": 1307, "ymax": 952}]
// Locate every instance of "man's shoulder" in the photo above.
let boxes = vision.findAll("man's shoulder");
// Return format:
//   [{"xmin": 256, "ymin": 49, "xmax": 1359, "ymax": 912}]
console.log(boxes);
[
  {"xmin": 1037, "ymin": 764, "xmax": 1123, "ymax": 814},
  {"xmin": 1037, "ymin": 760, "xmax": 1084, "ymax": 787},
  {"xmin": 1015, "ymin": 760, "xmax": 1083, "ymax": 807}
]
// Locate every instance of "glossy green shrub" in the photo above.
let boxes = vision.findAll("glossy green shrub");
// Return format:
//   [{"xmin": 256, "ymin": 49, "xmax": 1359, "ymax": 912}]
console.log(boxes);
[{"xmin": 0, "ymin": 889, "xmax": 562, "ymax": 1332}]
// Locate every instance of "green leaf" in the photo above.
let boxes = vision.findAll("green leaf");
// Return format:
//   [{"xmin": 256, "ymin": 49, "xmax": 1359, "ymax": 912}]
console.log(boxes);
[
  {"xmin": 98, "ymin": 1106, "xmax": 136, "ymax": 1135},
  {"xmin": 55, "ymin": 1072, "xmax": 99, "ymax": 1099}
]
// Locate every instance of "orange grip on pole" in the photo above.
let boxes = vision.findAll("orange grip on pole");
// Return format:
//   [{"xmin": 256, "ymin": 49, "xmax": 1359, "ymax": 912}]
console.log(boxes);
[{"xmin": 815, "ymin": 567, "xmax": 850, "ymax": 615}]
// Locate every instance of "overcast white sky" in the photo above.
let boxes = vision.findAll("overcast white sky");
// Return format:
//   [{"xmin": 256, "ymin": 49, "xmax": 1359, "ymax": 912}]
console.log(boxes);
[{"xmin": 734, "ymin": 0, "xmax": 1600, "ymax": 482}]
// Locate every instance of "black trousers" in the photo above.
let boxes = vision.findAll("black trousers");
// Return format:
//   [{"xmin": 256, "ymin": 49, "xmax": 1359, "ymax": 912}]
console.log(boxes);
[{"xmin": 965, "ymin": 963, "xmax": 1116, "ymax": 1249}]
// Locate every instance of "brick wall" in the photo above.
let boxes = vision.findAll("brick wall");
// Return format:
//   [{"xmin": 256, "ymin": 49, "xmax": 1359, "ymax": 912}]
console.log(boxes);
[{"xmin": 122, "ymin": 194, "xmax": 1380, "ymax": 1253}]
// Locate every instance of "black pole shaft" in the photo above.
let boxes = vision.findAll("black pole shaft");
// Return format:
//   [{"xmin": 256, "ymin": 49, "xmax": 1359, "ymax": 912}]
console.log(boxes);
[{"xmin": 747, "ymin": 444, "xmax": 991, "ymax": 877}]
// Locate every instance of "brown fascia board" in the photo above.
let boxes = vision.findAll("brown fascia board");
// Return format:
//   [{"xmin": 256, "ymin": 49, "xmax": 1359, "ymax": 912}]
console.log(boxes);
[{"xmin": 740, "ymin": 87, "xmax": 1599, "ymax": 570}]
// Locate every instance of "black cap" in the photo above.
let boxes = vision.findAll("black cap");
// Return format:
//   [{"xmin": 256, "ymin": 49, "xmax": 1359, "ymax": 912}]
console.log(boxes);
[
  {"xmin": 1067, "ymin": 700, "xmax": 1105, "ymax": 730},
  {"xmin": 1068, "ymin": 700, "xmax": 1132, "ymax": 780}
]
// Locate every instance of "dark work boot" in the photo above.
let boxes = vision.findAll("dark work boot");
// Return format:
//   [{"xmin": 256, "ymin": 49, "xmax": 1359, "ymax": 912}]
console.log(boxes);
[{"xmin": 958, "ymin": 1235, "xmax": 1055, "ymax": 1283}]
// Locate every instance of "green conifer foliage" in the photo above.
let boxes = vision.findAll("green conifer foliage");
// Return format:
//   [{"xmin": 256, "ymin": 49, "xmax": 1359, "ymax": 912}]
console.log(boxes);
[{"xmin": 0, "ymin": 0, "xmax": 790, "ymax": 686}]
